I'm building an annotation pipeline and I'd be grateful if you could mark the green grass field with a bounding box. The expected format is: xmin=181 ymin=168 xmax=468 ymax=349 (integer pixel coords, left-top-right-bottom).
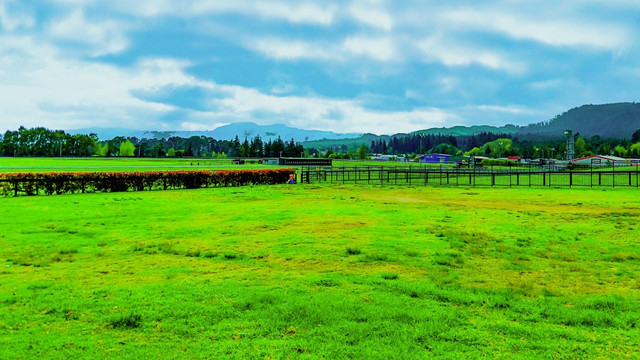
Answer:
xmin=1 ymin=184 xmax=639 ymax=359
xmin=0 ymin=157 xmax=276 ymax=173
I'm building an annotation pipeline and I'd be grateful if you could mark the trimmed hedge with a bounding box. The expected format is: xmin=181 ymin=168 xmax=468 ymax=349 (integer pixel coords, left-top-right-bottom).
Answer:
xmin=0 ymin=169 xmax=295 ymax=196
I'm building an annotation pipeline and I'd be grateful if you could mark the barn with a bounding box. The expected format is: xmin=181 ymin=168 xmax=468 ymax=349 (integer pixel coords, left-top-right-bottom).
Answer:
xmin=572 ymin=155 xmax=628 ymax=167
xmin=422 ymin=154 xmax=451 ymax=164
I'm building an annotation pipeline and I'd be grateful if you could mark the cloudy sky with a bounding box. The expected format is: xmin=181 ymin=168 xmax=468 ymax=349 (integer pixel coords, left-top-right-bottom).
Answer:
xmin=1 ymin=0 xmax=639 ymax=135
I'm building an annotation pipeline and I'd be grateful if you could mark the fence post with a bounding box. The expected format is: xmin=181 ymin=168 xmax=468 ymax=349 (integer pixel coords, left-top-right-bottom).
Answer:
xmin=569 ymin=169 xmax=572 ymax=187
xmin=473 ymin=166 xmax=476 ymax=187
xmin=598 ymin=172 xmax=601 ymax=186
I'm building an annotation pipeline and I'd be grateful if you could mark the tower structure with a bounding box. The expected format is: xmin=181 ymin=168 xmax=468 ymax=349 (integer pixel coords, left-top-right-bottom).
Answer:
xmin=564 ymin=130 xmax=575 ymax=161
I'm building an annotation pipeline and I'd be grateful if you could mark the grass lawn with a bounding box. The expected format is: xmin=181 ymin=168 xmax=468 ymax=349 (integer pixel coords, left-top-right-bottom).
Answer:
xmin=1 ymin=185 xmax=639 ymax=358
xmin=0 ymin=157 xmax=276 ymax=173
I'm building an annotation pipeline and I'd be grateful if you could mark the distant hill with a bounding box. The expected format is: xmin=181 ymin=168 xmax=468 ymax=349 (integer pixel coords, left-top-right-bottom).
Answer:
xmin=70 ymin=122 xmax=362 ymax=142
xmin=302 ymin=133 xmax=392 ymax=152
xmin=302 ymin=103 xmax=640 ymax=150
xmin=413 ymin=125 xmax=519 ymax=137
xmin=69 ymin=103 xmax=640 ymax=148
xmin=518 ymin=103 xmax=640 ymax=138
xmin=196 ymin=122 xmax=362 ymax=142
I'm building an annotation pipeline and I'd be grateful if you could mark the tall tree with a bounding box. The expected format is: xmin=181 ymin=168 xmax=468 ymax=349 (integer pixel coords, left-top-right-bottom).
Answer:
xmin=357 ymin=144 xmax=367 ymax=159
xmin=119 ymin=140 xmax=136 ymax=157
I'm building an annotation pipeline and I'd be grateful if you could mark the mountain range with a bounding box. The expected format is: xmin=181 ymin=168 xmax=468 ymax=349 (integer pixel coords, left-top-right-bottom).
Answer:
xmin=70 ymin=102 xmax=640 ymax=146
xmin=70 ymin=122 xmax=362 ymax=143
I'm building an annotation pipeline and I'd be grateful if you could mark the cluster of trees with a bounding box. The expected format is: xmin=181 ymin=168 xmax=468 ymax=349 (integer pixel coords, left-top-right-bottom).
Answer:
xmin=0 ymin=127 xmax=99 ymax=157
xmin=319 ymin=144 xmax=368 ymax=160
xmin=0 ymin=127 xmax=304 ymax=158
xmin=95 ymin=134 xmax=304 ymax=158
xmin=366 ymin=132 xmax=513 ymax=156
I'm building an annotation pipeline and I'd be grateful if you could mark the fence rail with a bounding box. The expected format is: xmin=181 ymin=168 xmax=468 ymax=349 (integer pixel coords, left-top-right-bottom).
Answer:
xmin=299 ymin=166 xmax=640 ymax=188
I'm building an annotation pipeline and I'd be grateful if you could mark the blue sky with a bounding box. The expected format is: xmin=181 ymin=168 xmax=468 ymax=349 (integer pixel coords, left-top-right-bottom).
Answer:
xmin=1 ymin=0 xmax=639 ymax=135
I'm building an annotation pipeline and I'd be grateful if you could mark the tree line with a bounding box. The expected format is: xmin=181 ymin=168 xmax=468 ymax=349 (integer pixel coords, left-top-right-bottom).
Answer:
xmin=0 ymin=127 xmax=304 ymax=158
xmin=347 ymin=130 xmax=640 ymax=159
xmin=3 ymin=126 xmax=639 ymax=160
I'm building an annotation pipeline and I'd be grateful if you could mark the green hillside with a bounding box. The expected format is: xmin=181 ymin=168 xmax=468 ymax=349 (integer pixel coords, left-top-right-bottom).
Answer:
xmin=302 ymin=133 xmax=391 ymax=152
xmin=302 ymin=103 xmax=640 ymax=151
xmin=519 ymin=102 xmax=640 ymax=138
xmin=412 ymin=125 xmax=519 ymax=137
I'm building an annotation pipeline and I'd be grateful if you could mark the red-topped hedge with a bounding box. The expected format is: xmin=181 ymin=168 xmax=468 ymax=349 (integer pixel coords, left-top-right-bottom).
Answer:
xmin=0 ymin=168 xmax=295 ymax=196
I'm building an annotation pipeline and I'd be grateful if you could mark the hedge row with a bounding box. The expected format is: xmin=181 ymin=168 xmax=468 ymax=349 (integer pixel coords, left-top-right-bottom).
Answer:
xmin=0 ymin=169 xmax=295 ymax=196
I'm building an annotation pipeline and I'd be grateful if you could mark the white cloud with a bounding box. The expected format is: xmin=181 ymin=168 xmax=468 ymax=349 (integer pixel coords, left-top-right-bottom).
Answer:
xmin=342 ymin=36 xmax=396 ymax=62
xmin=0 ymin=35 xmax=193 ymax=130
xmin=418 ymin=36 xmax=525 ymax=73
xmin=348 ymin=2 xmax=394 ymax=31
xmin=249 ymin=36 xmax=401 ymax=63
xmin=109 ymin=0 xmax=337 ymax=25
xmin=0 ymin=33 xmax=457 ymax=135
xmin=47 ymin=9 xmax=129 ymax=56
xmin=468 ymin=105 xmax=538 ymax=115
xmin=2 ymin=0 xmax=638 ymax=135
xmin=443 ymin=8 xmax=630 ymax=50
xmin=250 ymin=38 xmax=337 ymax=61
xmin=249 ymin=1 xmax=336 ymax=25
xmin=213 ymin=86 xmax=458 ymax=134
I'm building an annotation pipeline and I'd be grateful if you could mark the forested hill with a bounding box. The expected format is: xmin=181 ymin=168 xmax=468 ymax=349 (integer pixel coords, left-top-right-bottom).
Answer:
xmin=518 ymin=103 xmax=640 ymax=138
xmin=303 ymin=102 xmax=640 ymax=151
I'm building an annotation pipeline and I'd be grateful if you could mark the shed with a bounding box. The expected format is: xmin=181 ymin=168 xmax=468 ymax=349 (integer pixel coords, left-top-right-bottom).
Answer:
xmin=422 ymin=154 xmax=451 ymax=164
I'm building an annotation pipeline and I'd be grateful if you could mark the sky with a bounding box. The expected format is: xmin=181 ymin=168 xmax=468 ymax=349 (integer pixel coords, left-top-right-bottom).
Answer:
xmin=1 ymin=0 xmax=639 ymax=135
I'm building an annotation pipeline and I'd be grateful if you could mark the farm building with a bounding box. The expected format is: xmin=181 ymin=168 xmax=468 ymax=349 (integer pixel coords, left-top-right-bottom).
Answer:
xmin=372 ymin=155 xmax=397 ymax=161
xmin=572 ymin=155 xmax=637 ymax=167
xmin=422 ymin=154 xmax=451 ymax=163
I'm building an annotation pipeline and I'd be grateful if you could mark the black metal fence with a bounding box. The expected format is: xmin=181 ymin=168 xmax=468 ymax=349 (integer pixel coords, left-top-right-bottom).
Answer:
xmin=299 ymin=166 xmax=640 ymax=188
